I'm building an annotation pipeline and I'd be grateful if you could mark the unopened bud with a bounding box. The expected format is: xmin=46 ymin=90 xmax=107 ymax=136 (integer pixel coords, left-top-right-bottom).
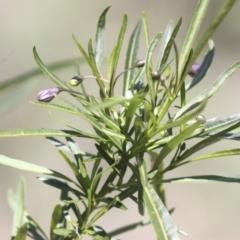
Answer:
xmin=69 ymin=76 xmax=84 ymax=86
xmin=151 ymin=71 xmax=160 ymax=80
xmin=196 ymin=114 xmax=206 ymax=123
xmin=37 ymin=87 xmax=60 ymax=102
xmin=134 ymin=59 xmax=145 ymax=68
xmin=188 ymin=63 xmax=201 ymax=77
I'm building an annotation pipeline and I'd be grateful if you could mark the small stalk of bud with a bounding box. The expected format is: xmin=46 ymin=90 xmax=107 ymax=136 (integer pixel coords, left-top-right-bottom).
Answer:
xmin=113 ymin=59 xmax=145 ymax=88
xmin=69 ymin=75 xmax=109 ymax=87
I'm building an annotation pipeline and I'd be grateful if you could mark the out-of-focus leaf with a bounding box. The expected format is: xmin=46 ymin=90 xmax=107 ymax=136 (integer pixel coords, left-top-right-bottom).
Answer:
xmin=33 ymin=47 xmax=69 ymax=88
xmin=27 ymin=215 xmax=48 ymax=240
xmin=123 ymin=21 xmax=142 ymax=96
xmin=174 ymin=62 xmax=240 ymax=120
xmin=87 ymin=226 xmax=110 ymax=240
xmin=95 ymin=5 xmax=111 ymax=68
xmin=0 ymin=57 xmax=84 ymax=91
xmin=201 ymin=113 xmax=240 ymax=135
xmin=50 ymin=204 xmax=63 ymax=240
xmin=108 ymin=219 xmax=150 ymax=237
xmin=162 ymin=174 xmax=240 ymax=183
xmin=189 ymin=148 xmax=240 ymax=162
xmin=0 ymin=128 xmax=83 ymax=138
xmin=99 ymin=197 xmax=128 ymax=210
xmin=38 ymin=177 xmax=84 ymax=197
xmin=53 ymin=228 xmax=73 ymax=237
xmin=8 ymin=177 xmax=26 ymax=237
xmin=191 ymin=0 xmax=237 ymax=67
xmin=0 ymin=81 xmax=38 ymax=118
xmin=1 ymin=155 xmax=53 ymax=174
xmin=142 ymin=12 xmax=150 ymax=48
xmin=13 ymin=223 xmax=27 ymax=240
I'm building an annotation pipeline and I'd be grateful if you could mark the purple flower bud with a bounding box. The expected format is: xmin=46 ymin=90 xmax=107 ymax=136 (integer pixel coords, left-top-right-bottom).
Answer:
xmin=188 ymin=63 xmax=201 ymax=77
xmin=37 ymin=87 xmax=60 ymax=102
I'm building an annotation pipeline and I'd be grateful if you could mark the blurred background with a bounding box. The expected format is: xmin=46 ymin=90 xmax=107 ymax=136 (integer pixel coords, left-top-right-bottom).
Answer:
xmin=0 ymin=0 xmax=240 ymax=239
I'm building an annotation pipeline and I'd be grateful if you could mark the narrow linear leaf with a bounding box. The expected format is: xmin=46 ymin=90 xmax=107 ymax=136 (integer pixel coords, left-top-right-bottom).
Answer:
xmin=162 ymin=174 xmax=240 ymax=184
xmin=95 ymin=5 xmax=111 ymax=68
xmin=190 ymin=148 xmax=240 ymax=162
xmin=0 ymin=128 xmax=83 ymax=138
xmin=174 ymin=62 xmax=240 ymax=120
xmin=14 ymin=223 xmax=27 ymax=240
xmin=178 ymin=0 xmax=210 ymax=77
xmin=0 ymin=154 xmax=53 ymax=174
xmin=33 ymin=47 xmax=69 ymax=88
xmin=123 ymin=21 xmax=142 ymax=96
xmin=142 ymin=12 xmax=150 ymax=48
xmin=145 ymin=32 xmax=162 ymax=104
xmin=138 ymin=160 xmax=179 ymax=240
xmin=154 ymin=120 xmax=203 ymax=168
xmin=156 ymin=20 xmax=174 ymax=71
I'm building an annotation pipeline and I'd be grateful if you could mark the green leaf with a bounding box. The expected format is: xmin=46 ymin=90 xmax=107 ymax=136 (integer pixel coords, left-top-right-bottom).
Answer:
xmin=0 ymin=57 xmax=84 ymax=91
xmin=108 ymin=219 xmax=150 ymax=237
xmin=162 ymin=174 xmax=240 ymax=184
xmin=138 ymin=160 xmax=179 ymax=240
xmin=72 ymin=35 xmax=107 ymax=98
xmin=145 ymin=32 xmax=162 ymax=104
xmin=153 ymin=120 xmax=203 ymax=168
xmin=33 ymin=47 xmax=69 ymax=88
xmin=185 ymin=39 xmax=214 ymax=91
xmin=142 ymin=12 xmax=150 ymax=48
xmin=38 ymin=177 xmax=84 ymax=197
xmin=191 ymin=0 xmax=237 ymax=67
xmin=202 ymin=113 xmax=240 ymax=136
xmin=159 ymin=18 xmax=182 ymax=68
xmin=123 ymin=21 xmax=142 ymax=96
xmin=95 ymin=6 xmax=111 ymax=68
xmin=50 ymin=204 xmax=63 ymax=240
xmin=174 ymin=62 xmax=240 ymax=120
xmin=178 ymin=0 xmax=210 ymax=77
xmin=109 ymin=13 xmax=128 ymax=96
xmin=88 ymin=96 xmax=129 ymax=110
xmin=177 ymin=120 xmax=240 ymax=163
xmin=87 ymin=226 xmax=110 ymax=240
xmin=14 ymin=223 xmax=27 ymax=240
xmin=27 ymin=215 xmax=48 ymax=240
xmin=0 ymin=128 xmax=83 ymax=138
xmin=190 ymin=148 xmax=240 ymax=162
xmin=1 ymin=155 xmax=53 ymax=174
xmin=155 ymin=20 xmax=174 ymax=71
xmin=53 ymin=228 xmax=73 ymax=237
xmin=8 ymin=177 xmax=26 ymax=237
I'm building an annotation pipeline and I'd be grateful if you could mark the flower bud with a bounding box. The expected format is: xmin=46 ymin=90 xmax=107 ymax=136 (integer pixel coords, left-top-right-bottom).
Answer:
xmin=151 ymin=71 xmax=160 ymax=80
xmin=134 ymin=59 xmax=145 ymax=68
xmin=69 ymin=76 xmax=84 ymax=86
xmin=188 ymin=63 xmax=201 ymax=77
xmin=196 ymin=114 xmax=206 ymax=124
xmin=37 ymin=87 xmax=60 ymax=102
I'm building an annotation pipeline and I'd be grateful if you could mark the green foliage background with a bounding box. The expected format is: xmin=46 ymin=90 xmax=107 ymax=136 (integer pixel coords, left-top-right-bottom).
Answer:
xmin=1 ymin=1 xmax=240 ymax=239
